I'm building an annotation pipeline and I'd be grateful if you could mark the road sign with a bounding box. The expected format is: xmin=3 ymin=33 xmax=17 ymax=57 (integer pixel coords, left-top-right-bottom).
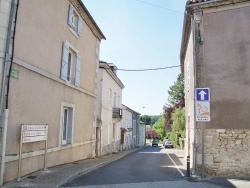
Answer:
xmin=19 ymin=124 xmax=49 ymax=180
xmin=23 ymin=125 xmax=48 ymax=131
xmin=23 ymin=130 xmax=47 ymax=137
xmin=22 ymin=125 xmax=48 ymax=143
xmin=196 ymin=88 xmax=210 ymax=101
xmin=23 ymin=136 xmax=47 ymax=143
xmin=196 ymin=101 xmax=210 ymax=122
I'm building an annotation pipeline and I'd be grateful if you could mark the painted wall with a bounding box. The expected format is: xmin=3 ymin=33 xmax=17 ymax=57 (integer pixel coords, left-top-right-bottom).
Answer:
xmin=184 ymin=28 xmax=195 ymax=172
xmin=203 ymin=5 xmax=250 ymax=129
xmin=121 ymin=105 xmax=133 ymax=150
xmin=97 ymin=67 xmax=123 ymax=155
xmin=3 ymin=0 xmax=101 ymax=182
xmin=138 ymin=123 xmax=145 ymax=147
xmin=184 ymin=2 xmax=250 ymax=177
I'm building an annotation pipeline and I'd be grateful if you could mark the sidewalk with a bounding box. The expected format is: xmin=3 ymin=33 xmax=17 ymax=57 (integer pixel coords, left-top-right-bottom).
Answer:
xmin=3 ymin=147 xmax=145 ymax=188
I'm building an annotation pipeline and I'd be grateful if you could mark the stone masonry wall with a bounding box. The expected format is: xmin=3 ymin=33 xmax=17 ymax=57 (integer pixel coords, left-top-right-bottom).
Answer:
xmin=196 ymin=128 xmax=250 ymax=177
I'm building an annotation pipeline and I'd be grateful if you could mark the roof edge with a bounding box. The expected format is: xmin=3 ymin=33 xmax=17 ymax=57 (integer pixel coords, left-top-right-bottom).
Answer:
xmin=77 ymin=0 xmax=106 ymax=40
xmin=99 ymin=61 xmax=125 ymax=89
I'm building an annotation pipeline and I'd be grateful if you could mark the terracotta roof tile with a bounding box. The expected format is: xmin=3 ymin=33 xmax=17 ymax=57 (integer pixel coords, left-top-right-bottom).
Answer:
xmin=186 ymin=0 xmax=211 ymax=5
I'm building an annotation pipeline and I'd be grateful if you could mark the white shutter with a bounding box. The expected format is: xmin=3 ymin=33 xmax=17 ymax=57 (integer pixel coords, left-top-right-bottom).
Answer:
xmin=75 ymin=54 xmax=81 ymax=87
xmin=77 ymin=16 xmax=83 ymax=35
xmin=61 ymin=42 xmax=69 ymax=81
xmin=68 ymin=4 xmax=74 ymax=27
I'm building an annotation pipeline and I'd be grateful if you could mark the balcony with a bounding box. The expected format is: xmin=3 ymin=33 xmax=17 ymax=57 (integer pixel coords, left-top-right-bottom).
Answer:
xmin=112 ymin=108 xmax=122 ymax=122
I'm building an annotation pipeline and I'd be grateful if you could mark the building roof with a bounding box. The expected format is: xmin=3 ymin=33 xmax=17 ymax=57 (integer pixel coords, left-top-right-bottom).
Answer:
xmin=187 ymin=0 xmax=212 ymax=5
xmin=122 ymin=104 xmax=140 ymax=115
xmin=77 ymin=0 xmax=106 ymax=40
xmin=99 ymin=61 xmax=125 ymax=89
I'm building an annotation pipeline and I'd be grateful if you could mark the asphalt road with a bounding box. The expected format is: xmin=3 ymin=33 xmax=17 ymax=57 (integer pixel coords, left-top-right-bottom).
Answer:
xmin=62 ymin=145 xmax=186 ymax=187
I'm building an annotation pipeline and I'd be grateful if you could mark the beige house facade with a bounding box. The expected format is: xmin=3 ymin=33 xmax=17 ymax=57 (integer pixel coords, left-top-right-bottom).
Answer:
xmin=181 ymin=0 xmax=250 ymax=177
xmin=97 ymin=62 xmax=124 ymax=156
xmin=0 ymin=0 xmax=105 ymax=183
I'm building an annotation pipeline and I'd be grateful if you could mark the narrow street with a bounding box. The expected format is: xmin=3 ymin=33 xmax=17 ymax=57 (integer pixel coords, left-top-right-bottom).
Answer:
xmin=62 ymin=145 xmax=186 ymax=187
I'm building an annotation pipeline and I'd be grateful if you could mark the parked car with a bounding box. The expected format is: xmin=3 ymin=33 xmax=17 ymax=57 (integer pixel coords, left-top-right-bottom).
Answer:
xmin=162 ymin=139 xmax=168 ymax=146
xmin=164 ymin=141 xmax=174 ymax=148
xmin=152 ymin=139 xmax=158 ymax=147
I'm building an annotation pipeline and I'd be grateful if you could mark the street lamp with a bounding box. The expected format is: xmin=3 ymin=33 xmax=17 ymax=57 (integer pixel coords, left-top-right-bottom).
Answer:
xmin=194 ymin=8 xmax=203 ymax=45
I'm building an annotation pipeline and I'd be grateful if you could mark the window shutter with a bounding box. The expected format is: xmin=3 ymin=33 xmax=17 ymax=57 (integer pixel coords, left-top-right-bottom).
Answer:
xmin=68 ymin=4 xmax=74 ymax=27
xmin=75 ymin=53 xmax=81 ymax=87
xmin=77 ymin=16 xmax=83 ymax=35
xmin=61 ymin=42 xmax=69 ymax=81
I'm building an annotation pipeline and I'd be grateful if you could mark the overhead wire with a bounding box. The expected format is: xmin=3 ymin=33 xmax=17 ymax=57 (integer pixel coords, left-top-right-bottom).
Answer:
xmin=103 ymin=65 xmax=181 ymax=72
xmin=116 ymin=65 xmax=180 ymax=71
xmin=100 ymin=1 xmax=183 ymax=72
xmin=134 ymin=0 xmax=184 ymax=14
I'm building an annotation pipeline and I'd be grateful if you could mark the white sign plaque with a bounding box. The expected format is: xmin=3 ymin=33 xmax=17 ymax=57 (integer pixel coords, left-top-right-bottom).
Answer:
xmin=196 ymin=101 xmax=210 ymax=122
xmin=22 ymin=125 xmax=48 ymax=143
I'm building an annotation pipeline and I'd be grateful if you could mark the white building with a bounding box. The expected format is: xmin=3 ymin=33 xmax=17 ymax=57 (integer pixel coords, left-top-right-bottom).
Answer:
xmin=139 ymin=122 xmax=146 ymax=147
xmin=121 ymin=105 xmax=134 ymax=150
xmin=97 ymin=62 xmax=124 ymax=156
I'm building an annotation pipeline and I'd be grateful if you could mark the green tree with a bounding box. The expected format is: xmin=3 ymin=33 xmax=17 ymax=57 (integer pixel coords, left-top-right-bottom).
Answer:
xmin=150 ymin=115 xmax=161 ymax=125
xmin=167 ymin=73 xmax=184 ymax=106
xmin=162 ymin=73 xmax=185 ymax=147
xmin=171 ymin=108 xmax=185 ymax=146
xmin=152 ymin=116 xmax=166 ymax=139
xmin=140 ymin=115 xmax=161 ymax=125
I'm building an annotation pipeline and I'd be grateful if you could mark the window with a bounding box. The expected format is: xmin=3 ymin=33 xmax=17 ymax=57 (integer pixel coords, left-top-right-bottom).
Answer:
xmin=62 ymin=107 xmax=73 ymax=145
xmin=109 ymin=89 xmax=112 ymax=108
xmin=114 ymin=92 xmax=116 ymax=107
xmin=118 ymin=95 xmax=120 ymax=107
xmin=61 ymin=41 xmax=81 ymax=86
xmin=68 ymin=4 xmax=83 ymax=35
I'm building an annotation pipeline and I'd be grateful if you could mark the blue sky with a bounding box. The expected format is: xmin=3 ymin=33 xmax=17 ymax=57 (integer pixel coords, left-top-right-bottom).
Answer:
xmin=82 ymin=0 xmax=187 ymax=115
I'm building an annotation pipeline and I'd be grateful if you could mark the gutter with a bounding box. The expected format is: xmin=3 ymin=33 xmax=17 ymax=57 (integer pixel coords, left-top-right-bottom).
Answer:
xmin=78 ymin=0 xmax=106 ymax=40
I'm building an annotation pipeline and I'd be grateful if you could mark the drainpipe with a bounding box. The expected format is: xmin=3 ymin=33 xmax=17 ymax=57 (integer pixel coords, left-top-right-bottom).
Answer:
xmin=0 ymin=0 xmax=16 ymax=185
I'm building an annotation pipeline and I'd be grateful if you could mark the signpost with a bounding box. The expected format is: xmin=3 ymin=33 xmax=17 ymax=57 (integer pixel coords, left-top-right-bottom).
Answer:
xmin=18 ymin=125 xmax=48 ymax=181
xmin=195 ymin=88 xmax=210 ymax=122
xmin=195 ymin=88 xmax=210 ymax=178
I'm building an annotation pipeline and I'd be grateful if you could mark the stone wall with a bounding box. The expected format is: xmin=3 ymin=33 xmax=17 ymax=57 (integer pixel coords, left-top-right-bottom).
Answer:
xmin=196 ymin=128 xmax=250 ymax=177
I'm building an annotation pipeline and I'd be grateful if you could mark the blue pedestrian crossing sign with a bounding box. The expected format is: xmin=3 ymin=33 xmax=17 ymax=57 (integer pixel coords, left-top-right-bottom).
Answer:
xmin=196 ymin=88 xmax=210 ymax=101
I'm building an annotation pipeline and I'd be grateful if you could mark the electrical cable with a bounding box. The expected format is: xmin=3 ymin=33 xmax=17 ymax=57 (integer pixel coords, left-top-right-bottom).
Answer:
xmin=104 ymin=65 xmax=180 ymax=72
xmin=134 ymin=0 xmax=183 ymax=14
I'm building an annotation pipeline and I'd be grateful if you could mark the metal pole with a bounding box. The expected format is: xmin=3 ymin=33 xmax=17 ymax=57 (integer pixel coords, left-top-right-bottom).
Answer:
xmin=201 ymin=122 xmax=205 ymax=178
xmin=0 ymin=109 xmax=9 ymax=186
xmin=17 ymin=125 xmax=23 ymax=182
xmin=187 ymin=156 xmax=190 ymax=177
xmin=44 ymin=125 xmax=48 ymax=171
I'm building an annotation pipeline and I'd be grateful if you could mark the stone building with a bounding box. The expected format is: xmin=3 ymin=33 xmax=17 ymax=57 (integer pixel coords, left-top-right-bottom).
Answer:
xmin=0 ymin=0 xmax=105 ymax=183
xmin=181 ymin=0 xmax=250 ymax=177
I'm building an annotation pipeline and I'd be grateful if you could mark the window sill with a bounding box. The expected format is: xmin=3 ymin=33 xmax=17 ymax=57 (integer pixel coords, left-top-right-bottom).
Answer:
xmin=61 ymin=143 xmax=72 ymax=149
xmin=69 ymin=27 xmax=79 ymax=38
